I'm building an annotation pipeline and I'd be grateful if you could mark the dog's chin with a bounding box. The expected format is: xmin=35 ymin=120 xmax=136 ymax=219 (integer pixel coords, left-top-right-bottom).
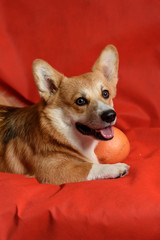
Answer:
xmin=75 ymin=123 xmax=114 ymax=141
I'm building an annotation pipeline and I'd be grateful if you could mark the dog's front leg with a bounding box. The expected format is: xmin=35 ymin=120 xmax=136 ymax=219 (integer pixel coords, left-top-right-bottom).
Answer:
xmin=35 ymin=157 xmax=129 ymax=185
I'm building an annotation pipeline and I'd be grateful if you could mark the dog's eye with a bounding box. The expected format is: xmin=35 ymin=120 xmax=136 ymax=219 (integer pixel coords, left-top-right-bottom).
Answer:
xmin=75 ymin=97 xmax=88 ymax=106
xmin=102 ymin=90 xmax=110 ymax=99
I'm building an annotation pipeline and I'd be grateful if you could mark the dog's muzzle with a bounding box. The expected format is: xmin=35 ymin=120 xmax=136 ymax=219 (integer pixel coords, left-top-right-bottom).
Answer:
xmin=76 ymin=109 xmax=116 ymax=141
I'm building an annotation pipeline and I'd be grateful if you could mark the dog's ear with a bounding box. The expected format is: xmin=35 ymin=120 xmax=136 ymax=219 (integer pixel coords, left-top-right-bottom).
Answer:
xmin=92 ymin=45 xmax=119 ymax=86
xmin=32 ymin=59 xmax=63 ymax=100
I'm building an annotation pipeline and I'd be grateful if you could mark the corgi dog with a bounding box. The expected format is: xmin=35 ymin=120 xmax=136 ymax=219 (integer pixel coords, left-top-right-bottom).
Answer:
xmin=0 ymin=45 xmax=129 ymax=185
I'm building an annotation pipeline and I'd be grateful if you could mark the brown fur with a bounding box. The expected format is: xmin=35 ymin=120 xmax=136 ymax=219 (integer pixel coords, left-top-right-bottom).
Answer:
xmin=0 ymin=45 xmax=120 ymax=185
xmin=0 ymin=101 xmax=91 ymax=184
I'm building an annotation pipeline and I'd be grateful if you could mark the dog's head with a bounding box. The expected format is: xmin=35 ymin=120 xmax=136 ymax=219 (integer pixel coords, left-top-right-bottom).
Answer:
xmin=33 ymin=45 xmax=119 ymax=141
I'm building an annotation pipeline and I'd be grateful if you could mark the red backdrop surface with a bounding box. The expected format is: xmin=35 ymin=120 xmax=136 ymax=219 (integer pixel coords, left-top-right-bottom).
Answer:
xmin=0 ymin=0 xmax=160 ymax=239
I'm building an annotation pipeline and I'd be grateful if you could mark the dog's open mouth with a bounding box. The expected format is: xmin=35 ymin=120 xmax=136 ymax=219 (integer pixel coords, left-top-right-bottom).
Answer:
xmin=76 ymin=123 xmax=114 ymax=141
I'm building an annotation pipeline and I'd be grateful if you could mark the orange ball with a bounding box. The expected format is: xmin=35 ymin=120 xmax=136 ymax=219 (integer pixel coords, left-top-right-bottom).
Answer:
xmin=95 ymin=127 xmax=130 ymax=164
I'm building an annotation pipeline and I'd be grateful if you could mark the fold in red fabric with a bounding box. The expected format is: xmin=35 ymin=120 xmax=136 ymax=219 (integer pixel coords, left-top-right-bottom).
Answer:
xmin=0 ymin=0 xmax=160 ymax=239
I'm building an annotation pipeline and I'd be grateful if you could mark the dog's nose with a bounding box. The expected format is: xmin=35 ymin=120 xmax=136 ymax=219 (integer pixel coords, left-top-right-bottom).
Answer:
xmin=101 ymin=110 xmax=116 ymax=123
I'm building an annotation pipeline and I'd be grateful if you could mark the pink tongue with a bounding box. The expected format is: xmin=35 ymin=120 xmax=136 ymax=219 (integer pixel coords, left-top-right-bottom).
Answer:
xmin=99 ymin=126 xmax=114 ymax=139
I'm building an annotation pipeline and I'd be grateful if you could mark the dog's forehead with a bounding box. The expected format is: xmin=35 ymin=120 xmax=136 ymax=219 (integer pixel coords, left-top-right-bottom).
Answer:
xmin=65 ymin=71 xmax=109 ymax=92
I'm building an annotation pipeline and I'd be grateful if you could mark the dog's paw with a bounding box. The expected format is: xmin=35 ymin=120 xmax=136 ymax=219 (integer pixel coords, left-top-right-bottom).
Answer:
xmin=109 ymin=163 xmax=130 ymax=179
xmin=87 ymin=163 xmax=130 ymax=181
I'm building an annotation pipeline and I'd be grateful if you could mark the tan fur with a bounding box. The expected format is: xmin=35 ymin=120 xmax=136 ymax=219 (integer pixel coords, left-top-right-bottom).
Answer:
xmin=0 ymin=92 xmax=24 ymax=107
xmin=0 ymin=45 xmax=129 ymax=185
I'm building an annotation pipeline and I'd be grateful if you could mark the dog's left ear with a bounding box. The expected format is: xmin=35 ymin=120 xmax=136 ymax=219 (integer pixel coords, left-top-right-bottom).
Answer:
xmin=92 ymin=45 xmax=119 ymax=86
xmin=32 ymin=59 xmax=63 ymax=100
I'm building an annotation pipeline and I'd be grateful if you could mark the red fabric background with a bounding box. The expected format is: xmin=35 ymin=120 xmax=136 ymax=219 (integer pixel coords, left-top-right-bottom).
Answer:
xmin=0 ymin=0 xmax=160 ymax=239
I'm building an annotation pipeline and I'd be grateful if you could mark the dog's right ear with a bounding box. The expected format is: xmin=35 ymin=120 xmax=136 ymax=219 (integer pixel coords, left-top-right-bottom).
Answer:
xmin=32 ymin=59 xmax=63 ymax=100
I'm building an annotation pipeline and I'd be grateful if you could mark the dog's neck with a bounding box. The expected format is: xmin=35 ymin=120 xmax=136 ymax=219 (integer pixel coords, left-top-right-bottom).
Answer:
xmin=46 ymin=107 xmax=99 ymax=163
xmin=66 ymin=128 xmax=99 ymax=164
